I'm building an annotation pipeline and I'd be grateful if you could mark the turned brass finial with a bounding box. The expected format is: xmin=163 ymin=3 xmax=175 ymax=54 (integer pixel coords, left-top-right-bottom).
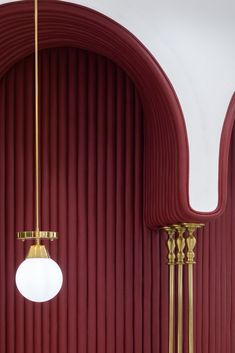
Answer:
xmin=173 ymin=225 xmax=186 ymax=265
xmin=162 ymin=226 xmax=176 ymax=265
xmin=182 ymin=223 xmax=204 ymax=264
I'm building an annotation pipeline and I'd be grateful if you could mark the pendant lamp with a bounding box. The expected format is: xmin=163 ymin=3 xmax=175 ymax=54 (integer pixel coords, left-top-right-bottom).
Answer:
xmin=15 ymin=0 xmax=63 ymax=302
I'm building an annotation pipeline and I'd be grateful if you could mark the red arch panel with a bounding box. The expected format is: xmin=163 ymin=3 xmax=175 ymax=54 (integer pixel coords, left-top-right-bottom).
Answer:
xmin=0 ymin=0 xmax=234 ymax=225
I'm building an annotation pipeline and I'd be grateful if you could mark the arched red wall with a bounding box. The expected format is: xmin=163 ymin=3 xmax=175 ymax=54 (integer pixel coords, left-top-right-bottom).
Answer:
xmin=0 ymin=45 xmax=235 ymax=353
xmin=1 ymin=3 xmax=235 ymax=352
xmin=0 ymin=45 xmax=170 ymax=353
xmin=2 ymin=0 xmax=233 ymax=227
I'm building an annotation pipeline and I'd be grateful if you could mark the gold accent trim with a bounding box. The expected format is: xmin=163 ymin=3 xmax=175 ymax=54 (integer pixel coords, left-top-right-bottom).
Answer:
xmin=173 ymin=225 xmax=186 ymax=353
xmin=183 ymin=223 xmax=204 ymax=353
xmin=162 ymin=226 xmax=176 ymax=353
xmin=17 ymin=231 xmax=58 ymax=241
xmin=26 ymin=244 xmax=50 ymax=258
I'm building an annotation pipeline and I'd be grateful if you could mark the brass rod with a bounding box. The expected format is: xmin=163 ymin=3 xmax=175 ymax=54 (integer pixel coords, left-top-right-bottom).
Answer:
xmin=188 ymin=263 xmax=194 ymax=353
xmin=174 ymin=225 xmax=186 ymax=353
xmin=35 ymin=237 xmax=40 ymax=246
xmin=177 ymin=264 xmax=183 ymax=353
xmin=185 ymin=225 xmax=197 ymax=353
xmin=169 ymin=264 xmax=175 ymax=353
xmin=34 ymin=0 xmax=39 ymax=232
xmin=162 ymin=227 xmax=176 ymax=353
xmin=183 ymin=223 xmax=204 ymax=353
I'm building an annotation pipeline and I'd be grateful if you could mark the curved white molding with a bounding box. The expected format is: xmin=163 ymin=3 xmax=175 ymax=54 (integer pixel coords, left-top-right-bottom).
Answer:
xmin=1 ymin=0 xmax=235 ymax=212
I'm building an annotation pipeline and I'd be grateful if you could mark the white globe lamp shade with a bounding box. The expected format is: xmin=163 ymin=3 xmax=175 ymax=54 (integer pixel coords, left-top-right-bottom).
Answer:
xmin=16 ymin=257 xmax=63 ymax=302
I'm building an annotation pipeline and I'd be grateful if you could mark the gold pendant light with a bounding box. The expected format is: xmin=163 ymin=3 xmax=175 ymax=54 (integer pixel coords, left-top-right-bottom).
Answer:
xmin=15 ymin=0 xmax=63 ymax=303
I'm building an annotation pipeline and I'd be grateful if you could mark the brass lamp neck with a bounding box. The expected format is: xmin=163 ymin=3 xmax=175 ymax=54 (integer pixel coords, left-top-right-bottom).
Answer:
xmin=26 ymin=244 xmax=50 ymax=259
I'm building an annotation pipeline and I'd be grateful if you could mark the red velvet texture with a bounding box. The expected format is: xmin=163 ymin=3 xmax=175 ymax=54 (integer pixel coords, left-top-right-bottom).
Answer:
xmin=1 ymin=47 xmax=235 ymax=353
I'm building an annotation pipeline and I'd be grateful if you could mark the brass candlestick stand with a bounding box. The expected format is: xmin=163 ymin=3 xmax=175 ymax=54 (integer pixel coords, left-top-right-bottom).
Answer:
xmin=162 ymin=223 xmax=204 ymax=353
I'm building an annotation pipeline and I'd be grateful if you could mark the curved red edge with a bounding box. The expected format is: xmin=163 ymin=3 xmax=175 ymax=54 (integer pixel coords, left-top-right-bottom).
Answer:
xmin=0 ymin=0 xmax=233 ymax=227
xmin=174 ymin=93 xmax=235 ymax=224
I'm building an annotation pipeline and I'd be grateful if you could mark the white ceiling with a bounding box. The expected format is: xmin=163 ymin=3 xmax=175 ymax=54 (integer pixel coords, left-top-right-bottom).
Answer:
xmin=1 ymin=0 xmax=235 ymax=212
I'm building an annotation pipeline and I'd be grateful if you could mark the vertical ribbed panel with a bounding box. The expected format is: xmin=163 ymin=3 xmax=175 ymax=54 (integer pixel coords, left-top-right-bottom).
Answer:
xmin=0 ymin=47 xmax=235 ymax=353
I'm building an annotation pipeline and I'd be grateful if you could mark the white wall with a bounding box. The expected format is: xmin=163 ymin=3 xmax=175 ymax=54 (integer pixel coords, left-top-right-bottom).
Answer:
xmin=1 ymin=0 xmax=235 ymax=212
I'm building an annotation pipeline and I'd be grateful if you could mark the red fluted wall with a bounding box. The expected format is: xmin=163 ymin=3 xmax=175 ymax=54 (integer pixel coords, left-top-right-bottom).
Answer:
xmin=0 ymin=47 xmax=235 ymax=353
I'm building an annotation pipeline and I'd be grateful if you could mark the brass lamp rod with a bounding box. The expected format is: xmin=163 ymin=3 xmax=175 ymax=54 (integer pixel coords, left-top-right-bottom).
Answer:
xmin=162 ymin=226 xmax=176 ymax=353
xmin=16 ymin=0 xmax=58 ymax=244
xmin=35 ymin=0 xmax=39 ymax=233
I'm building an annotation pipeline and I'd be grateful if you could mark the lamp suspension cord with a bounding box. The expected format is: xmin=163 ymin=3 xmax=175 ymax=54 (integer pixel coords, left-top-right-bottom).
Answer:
xmin=35 ymin=0 xmax=39 ymax=234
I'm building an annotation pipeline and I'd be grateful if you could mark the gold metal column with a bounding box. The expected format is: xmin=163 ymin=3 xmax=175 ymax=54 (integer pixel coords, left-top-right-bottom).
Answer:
xmin=163 ymin=226 xmax=176 ymax=353
xmin=183 ymin=223 xmax=204 ymax=353
xmin=173 ymin=225 xmax=186 ymax=353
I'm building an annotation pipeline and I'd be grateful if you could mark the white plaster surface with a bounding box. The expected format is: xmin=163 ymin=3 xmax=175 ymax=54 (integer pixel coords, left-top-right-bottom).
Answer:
xmin=1 ymin=0 xmax=235 ymax=212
